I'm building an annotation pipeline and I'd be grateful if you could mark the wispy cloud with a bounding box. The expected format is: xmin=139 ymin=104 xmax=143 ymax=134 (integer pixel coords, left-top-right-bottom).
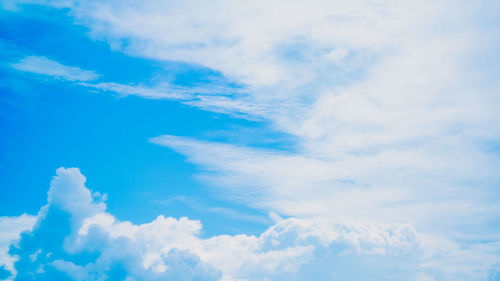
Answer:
xmin=10 ymin=55 xmax=271 ymax=118
xmin=11 ymin=56 xmax=99 ymax=81
xmin=80 ymin=81 xmax=274 ymax=119
xmin=79 ymin=81 xmax=238 ymax=100
xmin=151 ymin=195 xmax=272 ymax=225
xmin=150 ymin=135 xmax=500 ymax=233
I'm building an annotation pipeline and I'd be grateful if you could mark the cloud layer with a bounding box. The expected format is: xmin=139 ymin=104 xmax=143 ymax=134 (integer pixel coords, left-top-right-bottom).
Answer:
xmin=2 ymin=1 xmax=500 ymax=280
xmin=33 ymin=0 xmax=498 ymax=253
xmin=3 ymin=168 xmax=497 ymax=281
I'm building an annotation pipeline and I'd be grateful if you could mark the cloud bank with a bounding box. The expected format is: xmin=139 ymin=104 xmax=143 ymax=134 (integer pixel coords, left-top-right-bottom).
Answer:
xmin=3 ymin=168 xmax=497 ymax=281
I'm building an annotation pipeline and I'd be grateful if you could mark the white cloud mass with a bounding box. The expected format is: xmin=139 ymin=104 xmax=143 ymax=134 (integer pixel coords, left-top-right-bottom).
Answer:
xmin=3 ymin=168 xmax=498 ymax=281
xmin=2 ymin=0 xmax=500 ymax=280
xmin=0 ymin=214 xmax=36 ymax=277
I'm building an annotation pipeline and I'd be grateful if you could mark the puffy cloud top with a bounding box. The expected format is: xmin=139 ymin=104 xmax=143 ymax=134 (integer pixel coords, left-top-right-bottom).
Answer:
xmin=1 ymin=168 xmax=497 ymax=280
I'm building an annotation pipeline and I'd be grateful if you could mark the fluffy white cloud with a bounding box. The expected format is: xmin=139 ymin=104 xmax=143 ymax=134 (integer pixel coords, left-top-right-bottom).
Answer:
xmin=0 ymin=214 xmax=36 ymax=278
xmin=11 ymin=56 xmax=100 ymax=81
xmin=8 ymin=168 xmax=220 ymax=281
xmin=4 ymin=168 xmax=494 ymax=280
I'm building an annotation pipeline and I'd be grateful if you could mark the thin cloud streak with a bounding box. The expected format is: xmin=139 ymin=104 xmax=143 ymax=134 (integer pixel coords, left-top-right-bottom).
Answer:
xmin=11 ymin=56 xmax=100 ymax=81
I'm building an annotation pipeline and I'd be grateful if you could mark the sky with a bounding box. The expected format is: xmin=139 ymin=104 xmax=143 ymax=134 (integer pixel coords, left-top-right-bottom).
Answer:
xmin=0 ymin=0 xmax=499 ymax=280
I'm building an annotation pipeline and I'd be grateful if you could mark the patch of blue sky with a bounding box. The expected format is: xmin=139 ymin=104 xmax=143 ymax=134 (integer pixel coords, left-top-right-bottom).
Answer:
xmin=0 ymin=5 xmax=295 ymax=236
xmin=0 ymin=265 xmax=10 ymax=280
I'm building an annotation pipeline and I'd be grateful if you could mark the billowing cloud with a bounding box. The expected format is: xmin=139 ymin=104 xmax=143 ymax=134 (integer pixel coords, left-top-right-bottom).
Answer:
xmin=0 ymin=214 xmax=36 ymax=278
xmin=11 ymin=56 xmax=100 ymax=81
xmin=8 ymin=168 xmax=220 ymax=281
xmin=1 ymin=168 xmax=497 ymax=280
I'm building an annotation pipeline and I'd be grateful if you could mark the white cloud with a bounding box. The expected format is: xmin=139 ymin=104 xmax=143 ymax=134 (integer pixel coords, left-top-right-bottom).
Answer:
xmin=51 ymin=260 xmax=91 ymax=281
xmin=0 ymin=214 xmax=36 ymax=278
xmin=149 ymin=134 xmax=500 ymax=278
xmin=58 ymin=1 xmax=498 ymax=276
xmin=7 ymin=168 xmax=220 ymax=280
xmin=79 ymin=82 xmax=235 ymax=101
xmin=5 ymin=0 xmax=500 ymax=279
xmin=11 ymin=56 xmax=99 ymax=81
xmin=150 ymin=135 xmax=499 ymax=230
xmin=53 ymin=0 xmax=436 ymax=88
xmin=5 ymin=168 xmax=494 ymax=280
xmin=78 ymin=82 xmax=268 ymax=119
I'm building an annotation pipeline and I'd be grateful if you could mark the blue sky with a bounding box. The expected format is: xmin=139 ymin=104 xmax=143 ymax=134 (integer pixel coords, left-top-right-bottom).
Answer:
xmin=0 ymin=1 xmax=499 ymax=281
xmin=0 ymin=4 xmax=286 ymax=236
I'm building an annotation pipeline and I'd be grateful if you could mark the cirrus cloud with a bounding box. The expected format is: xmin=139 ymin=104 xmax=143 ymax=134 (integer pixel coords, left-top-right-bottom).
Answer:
xmin=11 ymin=56 xmax=100 ymax=82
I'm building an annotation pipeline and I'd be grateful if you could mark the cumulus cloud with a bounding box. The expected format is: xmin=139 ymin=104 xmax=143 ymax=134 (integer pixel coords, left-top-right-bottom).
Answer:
xmin=3 ymin=168 xmax=493 ymax=280
xmin=7 ymin=168 xmax=220 ymax=281
xmin=11 ymin=56 xmax=100 ymax=81
xmin=0 ymin=214 xmax=36 ymax=278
